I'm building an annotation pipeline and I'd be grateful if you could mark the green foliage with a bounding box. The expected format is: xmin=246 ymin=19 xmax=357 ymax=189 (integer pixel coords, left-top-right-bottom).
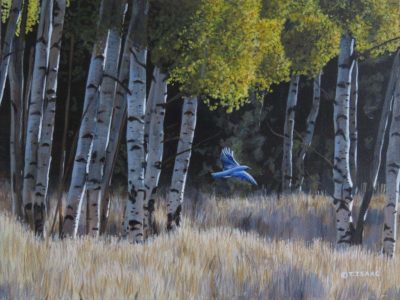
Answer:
xmin=282 ymin=13 xmax=340 ymax=77
xmin=255 ymin=18 xmax=291 ymax=91
xmin=319 ymin=0 xmax=400 ymax=55
xmin=150 ymin=0 xmax=266 ymax=112
xmin=1 ymin=0 xmax=12 ymax=23
xmin=63 ymin=0 xmax=100 ymax=50
xmin=265 ymin=0 xmax=340 ymax=77
xmin=26 ymin=0 xmax=40 ymax=33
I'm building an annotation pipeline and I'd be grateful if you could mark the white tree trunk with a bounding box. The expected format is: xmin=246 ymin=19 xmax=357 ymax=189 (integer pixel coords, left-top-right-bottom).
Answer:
xmin=332 ymin=34 xmax=355 ymax=246
xmin=22 ymin=0 xmax=53 ymax=227
xmin=86 ymin=1 xmax=125 ymax=237
xmin=143 ymin=67 xmax=167 ymax=236
xmin=383 ymin=64 xmax=400 ymax=257
xmin=167 ymin=96 xmax=198 ymax=230
xmin=62 ymin=0 xmax=112 ymax=238
xmin=349 ymin=60 xmax=358 ymax=190
xmin=98 ymin=1 xmax=136 ymax=233
xmin=354 ymin=51 xmax=400 ymax=244
xmin=123 ymin=0 xmax=148 ymax=243
xmin=34 ymin=0 xmax=66 ymax=236
xmin=294 ymin=73 xmax=321 ymax=191
xmin=0 ymin=0 xmax=22 ymax=107
xmin=124 ymin=47 xmax=147 ymax=242
xmin=282 ymin=75 xmax=300 ymax=193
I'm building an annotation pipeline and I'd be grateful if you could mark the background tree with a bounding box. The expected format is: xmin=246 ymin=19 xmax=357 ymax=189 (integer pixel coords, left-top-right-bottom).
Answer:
xmin=62 ymin=0 xmax=113 ymax=237
xmin=150 ymin=0 xmax=273 ymax=230
xmin=86 ymin=0 xmax=126 ymax=238
xmin=274 ymin=0 xmax=340 ymax=192
xmin=0 ymin=0 xmax=23 ymax=108
xmin=320 ymin=0 xmax=400 ymax=246
xmin=353 ymin=51 xmax=400 ymax=244
xmin=34 ymin=0 xmax=66 ymax=236
xmin=22 ymin=0 xmax=53 ymax=227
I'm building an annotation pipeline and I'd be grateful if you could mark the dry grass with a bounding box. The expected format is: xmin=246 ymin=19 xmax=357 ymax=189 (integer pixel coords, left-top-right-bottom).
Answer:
xmin=0 ymin=187 xmax=399 ymax=299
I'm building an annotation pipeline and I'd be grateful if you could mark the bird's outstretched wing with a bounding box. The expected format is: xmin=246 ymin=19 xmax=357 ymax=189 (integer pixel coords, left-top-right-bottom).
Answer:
xmin=211 ymin=166 xmax=248 ymax=178
xmin=233 ymin=170 xmax=258 ymax=185
xmin=220 ymin=147 xmax=240 ymax=170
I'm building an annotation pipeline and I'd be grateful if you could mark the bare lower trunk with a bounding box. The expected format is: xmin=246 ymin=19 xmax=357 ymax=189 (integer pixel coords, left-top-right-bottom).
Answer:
xmin=62 ymin=0 xmax=112 ymax=238
xmin=167 ymin=96 xmax=198 ymax=230
xmin=349 ymin=60 xmax=358 ymax=191
xmin=0 ymin=0 xmax=22 ymax=107
xmin=34 ymin=0 xmax=66 ymax=236
xmin=332 ymin=34 xmax=355 ymax=246
xmin=294 ymin=73 xmax=321 ymax=192
xmin=353 ymin=50 xmax=400 ymax=245
xmin=282 ymin=75 xmax=300 ymax=193
xmin=143 ymin=67 xmax=167 ymax=236
xmin=23 ymin=0 xmax=53 ymax=227
xmin=54 ymin=35 xmax=74 ymax=236
xmin=383 ymin=62 xmax=400 ymax=257
xmin=86 ymin=1 xmax=125 ymax=237
xmin=9 ymin=36 xmax=25 ymax=219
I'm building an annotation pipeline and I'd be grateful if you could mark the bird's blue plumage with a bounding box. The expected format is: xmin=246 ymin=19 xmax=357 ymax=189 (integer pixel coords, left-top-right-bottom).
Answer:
xmin=220 ymin=147 xmax=240 ymax=170
xmin=212 ymin=147 xmax=257 ymax=185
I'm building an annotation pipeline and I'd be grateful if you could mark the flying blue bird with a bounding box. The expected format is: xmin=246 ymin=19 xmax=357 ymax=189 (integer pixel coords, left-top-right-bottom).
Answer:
xmin=211 ymin=148 xmax=257 ymax=185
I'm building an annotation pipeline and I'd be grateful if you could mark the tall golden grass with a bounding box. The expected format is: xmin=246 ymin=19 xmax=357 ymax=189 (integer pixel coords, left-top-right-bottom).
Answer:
xmin=0 ymin=187 xmax=399 ymax=299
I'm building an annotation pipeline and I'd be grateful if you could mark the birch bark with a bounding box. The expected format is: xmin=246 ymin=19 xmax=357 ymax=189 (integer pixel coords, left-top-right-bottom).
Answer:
xmin=143 ymin=67 xmax=167 ymax=235
xmin=99 ymin=1 xmax=137 ymax=234
xmin=123 ymin=0 xmax=148 ymax=243
xmin=294 ymin=73 xmax=321 ymax=192
xmin=349 ymin=60 xmax=358 ymax=190
xmin=86 ymin=0 xmax=125 ymax=237
xmin=332 ymin=34 xmax=355 ymax=246
xmin=22 ymin=0 xmax=53 ymax=227
xmin=62 ymin=0 xmax=112 ymax=237
xmin=282 ymin=75 xmax=300 ymax=193
xmin=166 ymin=96 xmax=198 ymax=230
xmin=34 ymin=0 xmax=66 ymax=236
xmin=353 ymin=51 xmax=400 ymax=244
xmin=383 ymin=62 xmax=400 ymax=257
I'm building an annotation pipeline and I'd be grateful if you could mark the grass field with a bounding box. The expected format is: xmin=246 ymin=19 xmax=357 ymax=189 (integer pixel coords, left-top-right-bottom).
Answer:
xmin=0 ymin=187 xmax=399 ymax=299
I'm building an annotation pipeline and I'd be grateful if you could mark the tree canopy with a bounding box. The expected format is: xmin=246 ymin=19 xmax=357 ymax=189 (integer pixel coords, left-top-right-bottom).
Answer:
xmin=319 ymin=0 xmax=400 ymax=55
xmin=150 ymin=0 xmax=271 ymax=112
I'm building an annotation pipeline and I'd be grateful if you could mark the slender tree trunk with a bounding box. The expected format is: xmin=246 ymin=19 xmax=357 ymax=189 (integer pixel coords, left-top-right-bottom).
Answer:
xmin=22 ymin=0 xmax=53 ymax=227
xmin=353 ymin=50 xmax=400 ymax=245
xmin=9 ymin=37 xmax=25 ymax=219
xmin=9 ymin=0 xmax=28 ymax=219
xmin=54 ymin=35 xmax=74 ymax=236
xmin=86 ymin=0 xmax=125 ymax=237
xmin=123 ymin=0 xmax=149 ymax=243
xmin=0 ymin=0 xmax=22 ymax=107
xmin=62 ymin=0 xmax=113 ymax=238
xmin=98 ymin=2 xmax=136 ymax=234
xmin=383 ymin=68 xmax=400 ymax=257
xmin=349 ymin=60 xmax=358 ymax=191
xmin=23 ymin=48 xmax=35 ymax=146
xmin=166 ymin=96 xmax=198 ymax=230
xmin=332 ymin=34 xmax=355 ymax=246
xmin=33 ymin=0 xmax=66 ymax=236
xmin=143 ymin=67 xmax=167 ymax=236
xmin=294 ymin=73 xmax=321 ymax=192
xmin=282 ymin=75 xmax=300 ymax=193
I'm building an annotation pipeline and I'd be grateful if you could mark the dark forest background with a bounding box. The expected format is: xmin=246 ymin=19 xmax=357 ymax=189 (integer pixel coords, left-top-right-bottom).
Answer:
xmin=0 ymin=1 xmax=393 ymax=196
